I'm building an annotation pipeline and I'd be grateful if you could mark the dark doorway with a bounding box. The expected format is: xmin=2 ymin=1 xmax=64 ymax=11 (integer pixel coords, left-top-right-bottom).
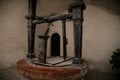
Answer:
xmin=51 ymin=33 xmax=60 ymax=56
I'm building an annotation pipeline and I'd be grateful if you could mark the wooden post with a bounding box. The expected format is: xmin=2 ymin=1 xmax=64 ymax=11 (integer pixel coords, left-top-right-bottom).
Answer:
xmin=62 ymin=20 xmax=67 ymax=60
xmin=69 ymin=0 xmax=85 ymax=64
xmin=27 ymin=0 xmax=37 ymax=59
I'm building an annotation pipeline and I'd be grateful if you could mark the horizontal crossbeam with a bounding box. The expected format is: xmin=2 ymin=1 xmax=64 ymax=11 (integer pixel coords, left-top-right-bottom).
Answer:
xmin=26 ymin=13 xmax=73 ymax=24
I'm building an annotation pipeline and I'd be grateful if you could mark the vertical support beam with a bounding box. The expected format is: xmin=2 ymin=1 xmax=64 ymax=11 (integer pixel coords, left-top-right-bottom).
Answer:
xmin=69 ymin=0 xmax=85 ymax=64
xmin=62 ymin=20 xmax=67 ymax=60
xmin=27 ymin=0 xmax=37 ymax=59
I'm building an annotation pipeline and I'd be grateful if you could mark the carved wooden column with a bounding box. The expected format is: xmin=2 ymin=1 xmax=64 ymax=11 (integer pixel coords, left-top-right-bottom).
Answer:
xmin=27 ymin=0 xmax=37 ymax=59
xmin=70 ymin=0 xmax=85 ymax=64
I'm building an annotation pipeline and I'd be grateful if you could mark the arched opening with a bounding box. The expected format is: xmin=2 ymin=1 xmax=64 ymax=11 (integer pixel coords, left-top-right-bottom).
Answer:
xmin=51 ymin=33 xmax=60 ymax=56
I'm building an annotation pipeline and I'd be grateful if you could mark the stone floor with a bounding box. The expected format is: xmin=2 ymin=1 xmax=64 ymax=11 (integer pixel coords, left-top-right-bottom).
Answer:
xmin=0 ymin=66 xmax=120 ymax=80
xmin=0 ymin=66 xmax=22 ymax=80
xmin=85 ymin=70 xmax=120 ymax=80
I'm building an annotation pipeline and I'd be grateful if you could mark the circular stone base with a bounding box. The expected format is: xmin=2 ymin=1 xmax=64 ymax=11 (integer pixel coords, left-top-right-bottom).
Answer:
xmin=17 ymin=59 xmax=88 ymax=80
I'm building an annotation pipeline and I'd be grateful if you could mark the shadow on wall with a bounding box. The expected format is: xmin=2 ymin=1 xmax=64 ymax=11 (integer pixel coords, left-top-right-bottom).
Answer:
xmin=84 ymin=0 xmax=120 ymax=15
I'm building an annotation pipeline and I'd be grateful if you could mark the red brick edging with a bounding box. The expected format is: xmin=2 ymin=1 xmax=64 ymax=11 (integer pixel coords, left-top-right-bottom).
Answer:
xmin=17 ymin=59 xmax=87 ymax=80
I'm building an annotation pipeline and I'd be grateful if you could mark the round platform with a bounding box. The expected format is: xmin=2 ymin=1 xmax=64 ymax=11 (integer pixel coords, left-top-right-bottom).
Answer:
xmin=17 ymin=59 xmax=88 ymax=80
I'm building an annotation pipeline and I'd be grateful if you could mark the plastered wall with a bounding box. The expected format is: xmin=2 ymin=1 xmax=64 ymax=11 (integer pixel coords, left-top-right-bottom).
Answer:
xmin=0 ymin=0 xmax=27 ymax=69
xmin=83 ymin=5 xmax=120 ymax=73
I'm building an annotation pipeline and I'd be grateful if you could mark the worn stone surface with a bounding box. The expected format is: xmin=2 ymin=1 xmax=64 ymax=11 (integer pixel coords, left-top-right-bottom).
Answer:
xmin=17 ymin=59 xmax=88 ymax=80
